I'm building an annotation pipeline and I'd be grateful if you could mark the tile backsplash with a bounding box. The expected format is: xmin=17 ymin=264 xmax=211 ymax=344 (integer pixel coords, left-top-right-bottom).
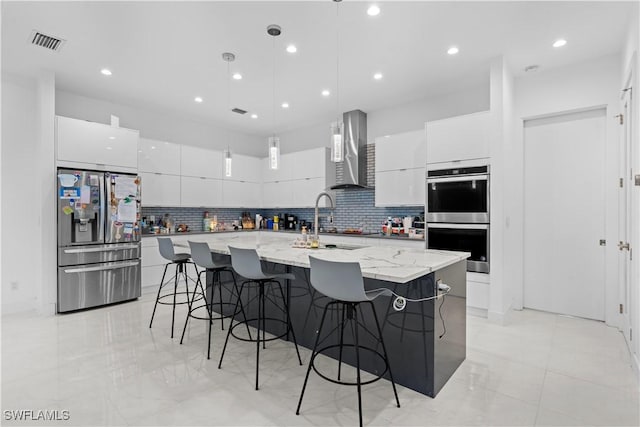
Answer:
xmin=142 ymin=144 xmax=424 ymax=234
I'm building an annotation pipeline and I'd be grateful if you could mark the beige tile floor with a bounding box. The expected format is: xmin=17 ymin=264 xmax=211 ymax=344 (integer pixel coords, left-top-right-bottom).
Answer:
xmin=2 ymin=292 xmax=638 ymax=426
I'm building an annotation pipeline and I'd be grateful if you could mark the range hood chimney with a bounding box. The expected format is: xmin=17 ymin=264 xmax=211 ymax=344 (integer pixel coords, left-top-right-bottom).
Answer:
xmin=330 ymin=109 xmax=369 ymax=190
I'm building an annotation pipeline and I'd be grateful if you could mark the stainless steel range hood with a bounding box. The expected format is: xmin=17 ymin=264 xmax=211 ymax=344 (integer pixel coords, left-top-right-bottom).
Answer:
xmin=330 ymin=109 xmax=369 ymax=190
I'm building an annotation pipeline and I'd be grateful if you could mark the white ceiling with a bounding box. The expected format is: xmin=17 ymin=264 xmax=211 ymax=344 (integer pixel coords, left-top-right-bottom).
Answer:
xmin=1 ymin=1 xmax=635 ymax=137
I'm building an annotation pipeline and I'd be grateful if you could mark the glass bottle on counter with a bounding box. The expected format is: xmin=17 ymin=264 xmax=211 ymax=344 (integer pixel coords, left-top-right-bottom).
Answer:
xmin=203 ymin=211 xmax=210 ymax=232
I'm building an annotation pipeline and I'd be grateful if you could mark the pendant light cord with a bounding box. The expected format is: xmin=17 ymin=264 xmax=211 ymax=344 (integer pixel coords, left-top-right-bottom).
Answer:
xmin=227 ymin=59 xmax=231 ymax=153
xmin=336 ymin=0 xmax=340 ymax=125
xmin=272 ymin=35 xmax=276 ymax=139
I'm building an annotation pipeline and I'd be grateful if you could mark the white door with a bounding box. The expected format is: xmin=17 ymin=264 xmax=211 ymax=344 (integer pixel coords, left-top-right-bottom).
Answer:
xmin=618 ymin=88 xmax=632 ymax=342
xmin=524 ymin=108 xmax=606 ymax=320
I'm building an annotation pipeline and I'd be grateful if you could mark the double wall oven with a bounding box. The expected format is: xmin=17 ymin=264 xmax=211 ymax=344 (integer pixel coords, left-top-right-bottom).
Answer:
xmin=426 ymin=163 xmax=489 ymax=273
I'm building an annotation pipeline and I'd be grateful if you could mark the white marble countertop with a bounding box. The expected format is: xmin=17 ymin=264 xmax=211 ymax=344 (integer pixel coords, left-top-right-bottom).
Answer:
xmin=176 ymin=232 xmax=468 ymax=284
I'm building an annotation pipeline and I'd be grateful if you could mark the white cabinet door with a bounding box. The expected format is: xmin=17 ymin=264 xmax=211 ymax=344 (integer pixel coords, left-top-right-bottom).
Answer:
xmin=262 ymin=181 xmax=292 ymax=208
xmin=426 ymin=111 xmax=491 ymax=164
xmin=375 ymin=130 xmax=426 ymax=172
xmin=375 ymin=168 xmax=425 ymax=206
xmin=291 ymin=178 xmax=333 ymax=208
xmin=291 ymin=148 xmax=328 ymax=179
xmin=222 ymin=180 xmax=260 ymax=207
xmin=138 ymin=138 xmax=181 ymax=174
xmin=180 ymin=176 xmax=222 ymax=207
xmin=140 ymin=172 xmax=181 ymax=207
xmin=181 ymin=146 xmax=223 ymax=179
xmin=56 ymin=116 xmax=139 ymax=169
xmin=262 ymin=155 xmax=293 ymax=182
xmin=231 ymin=154 xmax=262 ymax=182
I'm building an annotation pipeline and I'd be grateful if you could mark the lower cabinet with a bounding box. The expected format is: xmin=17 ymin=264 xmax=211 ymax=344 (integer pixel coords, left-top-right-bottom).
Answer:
xmin=375 ymin=168 xmax=425 ymax=206
xmin=181 ymin=176 xmax=223 ymax=207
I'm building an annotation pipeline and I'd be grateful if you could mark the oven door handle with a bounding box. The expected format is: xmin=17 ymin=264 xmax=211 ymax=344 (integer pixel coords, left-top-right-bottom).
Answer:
xmin=427 ymin=175 xmax=488 ymax=184
xmin=428 ymin=223 xmax=489 ymax=230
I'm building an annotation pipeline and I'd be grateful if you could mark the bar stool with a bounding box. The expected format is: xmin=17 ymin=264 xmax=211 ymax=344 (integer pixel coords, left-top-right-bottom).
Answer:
xmin=218 ymin=246 xmax=303 ymax=390
xmin=296 ymin=256 xmax=400 ymax=427
xmin=149 ymin=237 xmax=200 ymax=338
xmin=180 ymin=241 xmax=247 ymax=359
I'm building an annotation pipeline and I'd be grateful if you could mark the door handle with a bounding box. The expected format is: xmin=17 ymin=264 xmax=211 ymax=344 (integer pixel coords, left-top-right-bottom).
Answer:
xmin=63 ymin=260 xmax=140 ymax=274
xmin=618 ymin=241 xmax=630 ymax=251
xmin=64 ymin=244 xmax=139 ymax=254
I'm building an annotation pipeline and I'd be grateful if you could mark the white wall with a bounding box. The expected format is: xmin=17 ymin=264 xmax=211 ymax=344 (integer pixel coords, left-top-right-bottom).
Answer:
xmin=276 ymin=84 xmax=489 ymax=153
xmin=1 ymin=73 xmax=40 ymax=313
xmin=55 ymin=91 xmax=265 ymax=157
xmin=512 ymin=54 xmax=621 ymax=327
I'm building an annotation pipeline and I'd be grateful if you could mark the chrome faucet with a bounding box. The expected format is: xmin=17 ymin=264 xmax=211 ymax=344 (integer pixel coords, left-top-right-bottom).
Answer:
xmin=314 ymin=191 xmax=335 ymax=238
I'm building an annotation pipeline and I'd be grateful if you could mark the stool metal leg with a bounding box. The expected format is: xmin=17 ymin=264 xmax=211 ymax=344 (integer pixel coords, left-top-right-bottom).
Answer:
xmin=338 ymin=303 xmax=346 ymax=380
xmin=218 ymin=281 xmax=246 ymax=369
xmin=256 ymin=281 xmax=264 ymax=390
xmin=275 ymin=281 xmax=302 ymax=365
xmin=296 ymin=301 xmax=333 ymax=416
xmin=368 ymin=301 xmax=400 ymax=408
xmin=180 ymin=269 xmax=209 ymax=345
xmin=149 ymin=263 xmax=170 ymax=328
xmin=352 ymin=303 xmax=363 ymax=427
xmin=171 ymin=263 xmax=180 ymax=338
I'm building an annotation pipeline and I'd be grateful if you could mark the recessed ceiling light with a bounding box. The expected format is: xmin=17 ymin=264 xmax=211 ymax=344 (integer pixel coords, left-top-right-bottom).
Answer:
xmin=232 ymin=73 xmax=242 ymax=80
xmin=251 ymin=114 xmax=258 ymax=119
xmin=281 ymin=102 xmax=289 ymax=109
xmin=553 ymin=39 xmax=567 ymax=48
xmin=106 ymin=146 xmax=112 ymax=150
xmin=367 ymin=5 xmax=380 ymax=16
xmin=322 ymin=89 xmax=330 ymax=97
xmin=151 ymin=146 xmax=156 ymax=150
xmin=100 ymin=68 xmax=112 ymax=76
xmin=108 ymin=136 xmax=115 ymax=140
xmin=194 ymin=96 xmax=203 ymax=103
xmin=286 ymin=44 xmax=297 ymax=53
xmin=447 ymin=46 xmax=459 ymax=55
xmin=373 ymin=72 xmax=383 ymax=80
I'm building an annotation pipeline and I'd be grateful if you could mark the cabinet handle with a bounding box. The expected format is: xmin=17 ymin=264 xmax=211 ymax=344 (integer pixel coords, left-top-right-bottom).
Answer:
xmin=201 ymin=177 xmax=206 ymax=180
xmin=399 ymin=168 xmax=407 ymax=171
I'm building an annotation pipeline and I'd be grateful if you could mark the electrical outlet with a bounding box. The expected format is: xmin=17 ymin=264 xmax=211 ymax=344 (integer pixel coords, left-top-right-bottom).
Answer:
xmin=10 ymin=281 xmax=18 ymax=291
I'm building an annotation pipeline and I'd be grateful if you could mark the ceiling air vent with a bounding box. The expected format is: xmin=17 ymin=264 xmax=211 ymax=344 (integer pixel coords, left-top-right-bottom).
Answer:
xmin=231 ymin=108 xmax=247 ymax=115
xmin=29 ymin=30 xmax=65 ymax=52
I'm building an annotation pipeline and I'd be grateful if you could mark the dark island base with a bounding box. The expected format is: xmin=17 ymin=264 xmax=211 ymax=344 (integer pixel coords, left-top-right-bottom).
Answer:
xmin=207 ymin=256 xmax=466 ymax=397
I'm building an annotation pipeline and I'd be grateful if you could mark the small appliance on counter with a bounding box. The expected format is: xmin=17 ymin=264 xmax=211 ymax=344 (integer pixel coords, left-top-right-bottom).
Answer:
xmin=284 ymin=213 xmax=298 ymax=230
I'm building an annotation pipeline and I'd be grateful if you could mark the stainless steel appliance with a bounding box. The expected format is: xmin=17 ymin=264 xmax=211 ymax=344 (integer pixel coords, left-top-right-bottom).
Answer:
xmin=427 ymin=223 xmax=489 ymax=273
xmin=426 ymin=165 xmax=489 ymax=223
xmin=426 ymin=163 xmax=490 ymax=273
xmin=57 ymin=168 xmax=141 ymax=312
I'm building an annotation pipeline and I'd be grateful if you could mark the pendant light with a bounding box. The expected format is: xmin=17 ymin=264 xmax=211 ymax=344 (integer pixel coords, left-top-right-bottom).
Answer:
xmin=222 ymin=52 xmax=235 ymax=177
xmin=267 ymin=24 xmax=281 ymax=170
xmin=330 ymin=0 xmax=344 ymax=163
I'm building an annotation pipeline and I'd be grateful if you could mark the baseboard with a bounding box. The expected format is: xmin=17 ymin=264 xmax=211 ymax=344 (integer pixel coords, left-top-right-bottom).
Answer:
xmin=467 ymin=306 xmax=488 ymax=318
xmin=488 ymin=303 xmax=513 ymax=325
xmin=1 ymin=299 xmax=39 ymax=315
xmin=633 ymin=351 xmax=640 ymax=390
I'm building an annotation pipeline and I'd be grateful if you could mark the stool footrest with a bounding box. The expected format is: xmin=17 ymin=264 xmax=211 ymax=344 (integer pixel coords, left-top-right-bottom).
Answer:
xmin=156 ymin=291 xmax=203 ymax=306
xmin=309 ymin=343 xmax=389 ymax=387
xmin=229 ymin=317 xmax=290 ymax=343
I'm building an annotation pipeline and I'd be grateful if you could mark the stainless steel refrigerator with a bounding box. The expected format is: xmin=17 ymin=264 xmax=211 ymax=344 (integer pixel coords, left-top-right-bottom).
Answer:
xmin=57 ymin=168 xmax=141 ymax=312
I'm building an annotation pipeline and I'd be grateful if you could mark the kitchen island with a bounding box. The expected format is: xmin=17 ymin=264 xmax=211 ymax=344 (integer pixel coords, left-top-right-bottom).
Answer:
xmin=178 ymin=232 xmax=468 ymax=397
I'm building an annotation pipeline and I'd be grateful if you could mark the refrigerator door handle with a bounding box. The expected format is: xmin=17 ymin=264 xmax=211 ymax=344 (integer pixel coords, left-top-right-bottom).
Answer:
xmin=63 ymin=244 xmax=139 ymax=254
xmin=63 ymin=260 xmax=140 ymax=274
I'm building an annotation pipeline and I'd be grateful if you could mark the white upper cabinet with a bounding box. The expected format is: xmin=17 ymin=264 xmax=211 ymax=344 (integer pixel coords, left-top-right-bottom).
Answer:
xmin=139 ymin=172 xmax=181 ymax=207
xmin=425 ymin=110 xmax=491 ymax=164
xmin=375 ymin=168 xmax=425 ymax=206
xmin=56 ymin=115 xmax=139 ymax=170
xmin=262 ymin=153 xmax=293 ymax=182
xmin=375 ymin=130 xmax=426 ymax=172
xmin=291 ymin=148 xmax=331 ymax=179
xmin=223 ymin=181 xmax=261 ymax=207
xmin=180 ymin=176 xmax=222 ymax=207
xmin=228 ymin=154 xmax=262 ymax=182
xmin=262 ymin=181 xmax=293 ymax=208
xmin=138 ymin=138 xmax=181 ymax=175
xmin=181 ymin=145 xmax=223 ymax=179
